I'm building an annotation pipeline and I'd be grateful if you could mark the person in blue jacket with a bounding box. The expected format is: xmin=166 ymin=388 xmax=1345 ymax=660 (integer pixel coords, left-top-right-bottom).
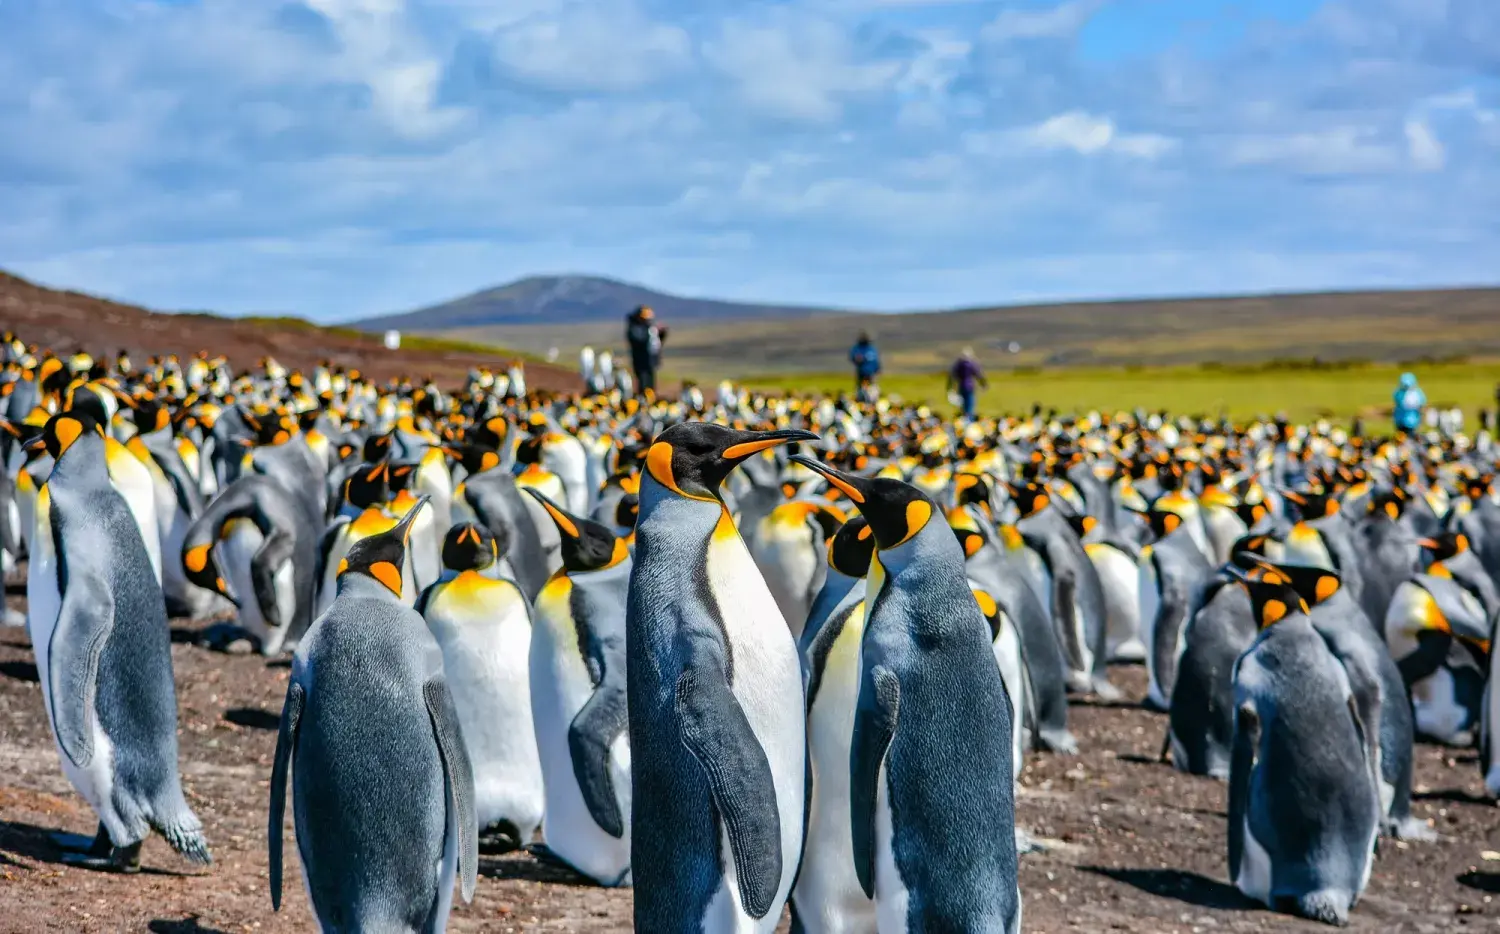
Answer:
xmin=1393 ymin=372 xmax=1426 ymax=435
xmin=849 ymin=332 xmax=880 ymax=401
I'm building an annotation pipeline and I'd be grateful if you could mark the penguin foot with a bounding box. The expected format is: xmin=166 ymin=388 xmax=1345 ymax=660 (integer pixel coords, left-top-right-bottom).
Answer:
xmin=1108 ymin=638 xmax=1146 ymax=663
xmin=479 ymin=820 xmax=523 ymax=855
xmin=1064 ymin=671 xmax=1094 ymax=695
xmin=1090 ymin=677 xmax=1124 ymax=703
xmin=196 ymin=623 xmax=260 ymax=655
xmin=1038 ymin=729 xmax=1079 ymax=756
xmin=2 ymin=607 xmax=25 ymax=628
xmin=51 ymin=824 xmax=111 ymax=857
xmin=62 ymin=841 xmax=143 ymax=874
xmin=1015 ymin=828 xmax=1046 ymax=856
xmin=1386 ymin=816 xmax=1438 ymax=842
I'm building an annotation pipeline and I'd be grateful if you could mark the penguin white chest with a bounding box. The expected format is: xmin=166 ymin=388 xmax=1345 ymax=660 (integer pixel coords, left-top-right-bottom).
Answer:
xmin=26 ymin=497 xmax=120 ymax=831
xmin=704 ymin=522 xmax=805 ymax=926
xmin=873 ymin=771 xmax=911 ymax=934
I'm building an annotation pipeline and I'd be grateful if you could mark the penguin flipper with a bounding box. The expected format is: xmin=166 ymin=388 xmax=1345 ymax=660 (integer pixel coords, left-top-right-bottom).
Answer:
xmin=1227 ymin=702 xmax=1259 ymax=883
xmin=268 ymin=681 xmax=303 ymax=912
xmin=674 ymin=669 xmax=783 ymax=920
xmin=425 ymin=677 xmax=479 ymax=903
xmin=48 ymin=570 xmax=116 ymax=769
xmin=851 ymin=665 xmax=900 ymax=900
xmin=249 ymin=530 xmax=296 ymax=631
xmin=567 ymin=683 xmax=629 ymax=839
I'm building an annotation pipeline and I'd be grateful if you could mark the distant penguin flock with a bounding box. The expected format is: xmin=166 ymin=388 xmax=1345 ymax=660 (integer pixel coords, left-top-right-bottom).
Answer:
xmin=4 ymin=330 xmax=1500 ymax=929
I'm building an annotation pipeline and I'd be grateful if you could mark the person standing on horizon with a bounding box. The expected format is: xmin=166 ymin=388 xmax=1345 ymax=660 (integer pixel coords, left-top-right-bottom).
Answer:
xmin=626 ymin=305 xmax=666 ymax=395
xmin=1393 ymin=371 xmax=1425 ymax=436
xmin=849 ymin=331 xmax=881 ymax=403
xmin=948 ymin=346 xmax=987 ymax=421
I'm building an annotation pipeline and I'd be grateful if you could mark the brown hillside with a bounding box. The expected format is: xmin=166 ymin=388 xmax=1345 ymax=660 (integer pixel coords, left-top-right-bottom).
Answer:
xmin=0 ymin=271 xmax=578 ymax=391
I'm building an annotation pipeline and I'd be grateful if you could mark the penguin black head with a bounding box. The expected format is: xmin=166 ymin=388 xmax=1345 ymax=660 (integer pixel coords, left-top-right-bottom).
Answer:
xmin=524 ymin=488 xmax=628 ymax=572
xmin=338 ymin=496 xmax=430 ymax=597
xmin=119 ymin=392 xmax=174 ymax=435
xmin=344 ymin=461 xmax=392 ymax=510
xmin=447 ymin=441 xmax=503 ymax=476
xmin=1228 ymin=533 xmax=1274 ymax=566
xmin=1281 ymin=488 xmax=1339 ymax=522
xmin=828 ymin=515 xmax=876 ymax=577
xmin=363 ymin=431 xmax=394 ymax=463
xmin=472 ymin=415 xmax=510 ymax=451
xmin=953 ymin=471 xmax=993 ymax=513
xmin=244 ymin=408 xmax=299 ymax=447
xmin=1227 ymin=561 xmax=1309 ymax=628
xmin=182 ymin=533 xmax=236 ymax=606
xmin=1246 ymin=559 xmax=1342 ymax=610
xmin=62 ymin=380 xmax=110 ymax=427
xmin=1005 ymin=480 xmax=1053 ymax=519
xmin=441 ymin=522 xmax=499 ymax=573
xmin=645 ymin=423 xmax=819 ymax=502
xmin=1417 ymin=531 xmax=1469 ymax=564
xmin=615 ymin=493 xmax=639 ymax=531
xmin=1367 ymin=487 xmax=1406 ymax=521
xmin=788 ymin=454 xmax=935 ymax=551
xmin=38 ymin=410 xmax=104 ymax=462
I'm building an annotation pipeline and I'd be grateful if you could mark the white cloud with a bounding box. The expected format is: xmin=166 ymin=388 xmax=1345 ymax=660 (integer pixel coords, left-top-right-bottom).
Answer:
xmin=982 ymin=0 xmax=1103 ymax=43
xmin=1224 ymin=127 xmax=1402 ymax=175
xmin=489 ymin=2 xmax=693 ymax=93
xmin=1402 ymin=118 xmax=1445 ymax=171
xmin=1011 ymin=111 xmax=1177 ymax=159
xmin=706 ymin=13 xmax=903 ymax=123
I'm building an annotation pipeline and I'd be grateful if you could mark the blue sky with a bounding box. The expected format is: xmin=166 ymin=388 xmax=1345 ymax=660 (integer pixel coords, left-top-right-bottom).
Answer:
xmin=0 ymin=0 xmax=1496 ymax=322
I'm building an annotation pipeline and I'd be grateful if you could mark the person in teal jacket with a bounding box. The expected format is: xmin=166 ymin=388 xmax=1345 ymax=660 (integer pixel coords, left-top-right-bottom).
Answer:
xmin=1393 ymin=372 xmax=1425 ymax=434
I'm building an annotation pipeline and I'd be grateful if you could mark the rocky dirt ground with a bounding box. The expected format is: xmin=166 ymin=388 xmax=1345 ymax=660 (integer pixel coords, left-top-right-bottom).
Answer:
xmin=3 ymin=582 xmax=1500 ymax=933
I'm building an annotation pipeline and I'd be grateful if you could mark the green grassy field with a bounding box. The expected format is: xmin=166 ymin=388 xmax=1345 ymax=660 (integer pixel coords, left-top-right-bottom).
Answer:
xmin=693 ymin=360 xmax=1500 ymax=425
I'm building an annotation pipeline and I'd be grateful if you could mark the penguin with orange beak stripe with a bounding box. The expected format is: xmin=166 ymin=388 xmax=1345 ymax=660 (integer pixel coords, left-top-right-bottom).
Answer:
xmin=270 ymin=497 xmax=481 ymax=933
xmin=418 ymin=520 xmax=544 ymax=853
xmin=523 ymin=489 xmax=634 ymax=887
xmin=627 ymin=422 xmax=817 ymax=933
xmin=790 ymin=453 xmax=1021 ymax=934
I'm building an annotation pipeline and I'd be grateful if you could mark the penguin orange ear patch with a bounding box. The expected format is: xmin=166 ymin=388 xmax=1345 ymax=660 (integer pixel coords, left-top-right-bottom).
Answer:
xmin=1315 ymin=575 xmax=1339 ymax=603
xmin=1162 ymin=513 xmax=1181 ymax=534
xmin=337 ymin=558 xmax=350 ymax=576
xmin=962 ymin=532 xmax=984 ymax=557
xmin=1261 ymin=598 xmax=1287 ymax=626
xmin=481 ymin=450 xmax=500 ymax=472
xmin=894 ymin=500 xmax=933 ymax=547
xmin=973 ymin=589 xmax=998 ymax=618
xmin=369 ymin=561 xmax=403 ymax=595
xmin=184 ymin=544 xmax=210 ymax=574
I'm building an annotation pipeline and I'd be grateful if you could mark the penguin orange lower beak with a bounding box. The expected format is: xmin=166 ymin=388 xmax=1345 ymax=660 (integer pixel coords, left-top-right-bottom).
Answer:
xmin=645 ymin=424 xmax=819 ymax=501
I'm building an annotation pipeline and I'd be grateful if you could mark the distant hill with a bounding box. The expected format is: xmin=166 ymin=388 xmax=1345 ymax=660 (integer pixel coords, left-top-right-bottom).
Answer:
xmin=437 ymin=286 xmax=1500 ymax=375
xmin=352 ymin=275 xmax=840 ymax=331
xmin=0 ymin=270 xmax=578 ymax=391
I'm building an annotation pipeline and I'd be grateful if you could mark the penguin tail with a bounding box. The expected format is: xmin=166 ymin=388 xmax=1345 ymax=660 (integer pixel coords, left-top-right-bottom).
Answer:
xmin=1291 ymin=890 xmax=1351 ymax=927
xmin=157 ymin=814 xmax=213 ymax=866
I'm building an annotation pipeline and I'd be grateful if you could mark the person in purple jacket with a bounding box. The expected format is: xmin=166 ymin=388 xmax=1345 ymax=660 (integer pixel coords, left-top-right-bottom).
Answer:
xmin=947 ymin=346 xmax=988 ymax=420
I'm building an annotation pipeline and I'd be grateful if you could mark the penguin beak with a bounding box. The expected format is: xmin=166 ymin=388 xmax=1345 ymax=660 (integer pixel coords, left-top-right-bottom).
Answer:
xmin=789 ymin=453 xmax=875 ymax=504
xmin=391 ymin=495 xmax=430 ymax=545
xmin=522 ymin=487 xmax=581 ymax=541
xmin=718 ymin=428 xmax=820 ymax=461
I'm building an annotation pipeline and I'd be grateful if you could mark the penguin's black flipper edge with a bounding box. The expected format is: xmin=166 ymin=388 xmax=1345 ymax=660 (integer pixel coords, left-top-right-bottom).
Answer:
xmin=48 ymin=574 xmax=115 ymax=770
xmin=425 ymin=677 xmax=479 ymax=903
xmin=567 ymin=684 xmax=629 ymax=839
xmin=250 ymin=530 xmax=297 ymax=631
xmin=268 ymin=681 xmax=302 ymax=911
xmin=850 ymin=665 xmax=900 ymax=901
xmin=675 ymin=669 xmax=783 ymax=920
xmin=1227 ymin=702 xmax=1259 ymax=884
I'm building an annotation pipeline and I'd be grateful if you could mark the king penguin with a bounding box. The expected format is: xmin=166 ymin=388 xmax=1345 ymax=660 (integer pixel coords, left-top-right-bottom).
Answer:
xmin=794 ymin=515 xmax=878 ymax=934
xmin=793 ymin=454 xmax=1021 ymax=934
xmin=27 ymin=411 xmax=211 ymax=871
xmin=524 ymin=489 xmax=634 ymax=887
xmin=418 ymin=520 xmax=545 ymax=852
xmin=1228 ymin=565 xmax=1381 ymax=927
xmin=627 ymin=422 xmax=816 ymax=932
xmin=269 ymin=499 xmax=480 ymax=932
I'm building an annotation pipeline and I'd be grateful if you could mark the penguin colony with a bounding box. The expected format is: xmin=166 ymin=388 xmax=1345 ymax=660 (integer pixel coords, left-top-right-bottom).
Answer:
xmin=4 ymin=332 xmax=1500 ymax=929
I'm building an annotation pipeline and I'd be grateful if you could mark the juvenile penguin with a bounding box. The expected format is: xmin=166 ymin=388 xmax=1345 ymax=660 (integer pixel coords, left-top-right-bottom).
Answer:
xmin=269 ymin=500 xmax=480 ymax=931
xmin=27 ymin=411 xmax=211 ymax=871
xmin=525 ymin=490 xmax=634 ymax=886
xmin=418 ymin=521 xmax=545 ymax=852
xmin=793 ymin=454 xmax=1021 ymax=934
xmin=1228 ymin=566 xmax=1381 ymax=927
xmin=794 ymin=516 xmax=878 ymax=934
xmin=628 ymin=423 xmax=817 ymax=932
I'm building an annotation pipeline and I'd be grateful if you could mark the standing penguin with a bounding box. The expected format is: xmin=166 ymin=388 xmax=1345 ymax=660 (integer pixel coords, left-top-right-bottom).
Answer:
xmin=419 ymin=521 xmax=545 ymax=852
xmin=269 ymin=500 xmax=480 ymax=932
xmin=794 ymin=516 xmax=878 ymax=934
xmin=750 ymin=499 xmax=845 ymax=638
xmin=525 ymin=490 xmax=634 ymax=887
xmin=793 ymin=454 xmax=1021 ymax=934
xmin=1228 ymin=566 xmax=1381 ymax=927
xmin=1138 ymin=493 xmax=1215 ymax=711
xmin=27 ymin=411 xmax=211 ymax=871
xmin=628 ymin=422 xmax=816 ymax=932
